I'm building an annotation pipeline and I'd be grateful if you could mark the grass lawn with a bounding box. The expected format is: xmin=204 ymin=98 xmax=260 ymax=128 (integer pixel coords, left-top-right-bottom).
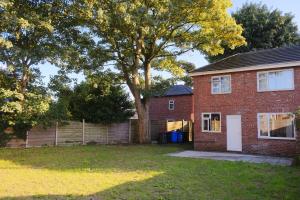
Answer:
xmin=0 ymin=145 xmax=299 ymax=200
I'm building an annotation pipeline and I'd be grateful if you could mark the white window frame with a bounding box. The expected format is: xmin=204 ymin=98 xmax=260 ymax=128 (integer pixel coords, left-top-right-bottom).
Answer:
xmin=168 ymin=100 xmax=174 ymax=110
xmin=211 ymin=75 xmax=231 ymax=94
xmin=201 ymin=112 xmax=222 ymax=133
xmin=257 ymin=69 xmax=294 ymax=92
xmin=257 ymin=113 xmax=296 ymax=140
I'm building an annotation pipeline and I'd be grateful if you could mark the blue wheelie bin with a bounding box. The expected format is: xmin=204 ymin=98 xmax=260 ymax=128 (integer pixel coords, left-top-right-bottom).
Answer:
xmin=170 ymin=131 xmax=178 ymax=143
xmin=177 ymin=131 xmax=183 ymax=143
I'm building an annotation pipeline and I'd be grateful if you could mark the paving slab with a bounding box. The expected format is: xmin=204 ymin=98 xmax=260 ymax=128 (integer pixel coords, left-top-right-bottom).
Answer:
xmin=167 ymin=151 xmax=293 ymax=166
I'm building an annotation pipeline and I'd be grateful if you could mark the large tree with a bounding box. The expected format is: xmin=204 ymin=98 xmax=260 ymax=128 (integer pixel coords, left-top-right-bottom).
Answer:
xmin=0 ymin=68 xmax=50 ymax=146
xmin=0 ymin=0 xmax=91 ymax=143
xmin=206 ymin=3 xmax=300 ymax=63
xmin=70 ymin=0 xmax=245 ymax=143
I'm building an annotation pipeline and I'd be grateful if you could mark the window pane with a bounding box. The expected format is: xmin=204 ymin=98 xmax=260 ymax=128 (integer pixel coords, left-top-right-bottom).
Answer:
xmin=212 ymin=80 xmax=220 ymax=93
xmin=203 ymin=119 xmax=209 ymax=131
xmin=258 ymin=73 xmax=268 ymax=91
xmin=259 ymin=114 xmax=268 ymax=136
xmin=211 ymin=114 xmax=221 ymax=132
xmin=203 ymin=114 xmax=210 ymax=118
xmin=279 ymin=70 xmax=293 ymax=89
xmin=221 ymin=76 xmax=230 ymax=93
xmin=270 ymin=114 xmax=294 ymax=138
xmin=268 ymin=71 xmax=277 ymax=90
xmin=269 ymin=70 xmax=293 ymax=90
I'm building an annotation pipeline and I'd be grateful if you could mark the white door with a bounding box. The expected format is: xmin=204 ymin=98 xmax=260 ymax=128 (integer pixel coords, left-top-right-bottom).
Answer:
xmin=226 ymin=115 xmax=242 ymax=151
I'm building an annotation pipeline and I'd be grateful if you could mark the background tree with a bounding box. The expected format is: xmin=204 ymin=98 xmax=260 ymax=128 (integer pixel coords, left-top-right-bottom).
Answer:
xmin=48 ymin=71 xmax=134 ymax=124
xmin=71 ymin=0 xmax=245 ymax=143
xmin=207 ymin=3 xmax=300 ymax=62
xmin=0 ymin=0 xmax=86 ymax=144
xmin=151 ymin=61 xmax=195 ymax=96
xmin=0 ymin=69 xmax=50 ymax=146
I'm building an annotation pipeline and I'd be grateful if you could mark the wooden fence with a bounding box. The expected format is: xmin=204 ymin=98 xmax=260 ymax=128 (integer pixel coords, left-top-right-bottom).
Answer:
xmin=7 ymin=119 xmax=138 ymax=148
xmin=5 ymin=119 xmax=193 ymax=147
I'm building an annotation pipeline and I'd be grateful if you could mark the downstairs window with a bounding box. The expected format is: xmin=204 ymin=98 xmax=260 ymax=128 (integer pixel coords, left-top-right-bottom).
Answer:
xmin=202 ymin=113 xmax=221 ymax=132
xmin=258 ymin=113 xmax=295 ymax=139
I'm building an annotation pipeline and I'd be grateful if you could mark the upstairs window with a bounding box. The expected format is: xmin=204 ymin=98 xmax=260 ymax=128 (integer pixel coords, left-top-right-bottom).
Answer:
xmin=202 ymin=113 xmax=221 ymax=132
xmin=168 ymin=100 xmax=174 ymax=110
xmin=211 ymin=75 xmax=231 ymax=94
xmin=258 ymin=113 xmax=295 ymax=139
xmin=257 ymin=69 xmax=294 ymax=92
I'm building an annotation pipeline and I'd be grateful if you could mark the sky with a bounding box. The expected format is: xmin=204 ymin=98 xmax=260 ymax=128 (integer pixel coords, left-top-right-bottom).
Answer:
xmin=39 ymin=0 xmax=300 ymax=85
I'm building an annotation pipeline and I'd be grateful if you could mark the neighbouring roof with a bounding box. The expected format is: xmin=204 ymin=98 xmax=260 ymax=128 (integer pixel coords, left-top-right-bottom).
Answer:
xmin=163 ymin=85 xmax=193 ymax=96
xmin=190 ymin=45 xmax=300 ymax=75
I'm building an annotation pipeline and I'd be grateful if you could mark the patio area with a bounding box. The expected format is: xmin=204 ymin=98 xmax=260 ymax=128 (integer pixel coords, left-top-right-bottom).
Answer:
xmin=168 ymin=151 xmax=294 ymax=166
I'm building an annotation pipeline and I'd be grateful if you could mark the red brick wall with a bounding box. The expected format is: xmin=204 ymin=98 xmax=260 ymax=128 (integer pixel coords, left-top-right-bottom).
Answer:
xmin=193 ymin=67 xmax=300 ymax=156
xmin=149 ymin=95 xmax=194 ymax=121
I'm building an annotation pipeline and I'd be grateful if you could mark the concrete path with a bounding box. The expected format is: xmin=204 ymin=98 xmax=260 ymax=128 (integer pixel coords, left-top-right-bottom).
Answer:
xmin=167 ymin=151 xmax=293 ymax=166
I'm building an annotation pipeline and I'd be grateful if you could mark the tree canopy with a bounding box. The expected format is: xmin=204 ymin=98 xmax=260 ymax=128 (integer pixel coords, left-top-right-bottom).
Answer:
xmin=206 ymin=3 xmax=300 ymax=63
xmin=69 ymin=0 xmax=246 ymax=143
xmin=0 ymin=0 xmax=247 ymax=144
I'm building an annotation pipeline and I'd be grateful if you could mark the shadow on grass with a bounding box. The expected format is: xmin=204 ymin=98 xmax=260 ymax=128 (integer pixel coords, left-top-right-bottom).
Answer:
xmin=1 ymin=167 xmax=300 ymax=200
xmin=0 ymin=144 xmax=299 ymax=200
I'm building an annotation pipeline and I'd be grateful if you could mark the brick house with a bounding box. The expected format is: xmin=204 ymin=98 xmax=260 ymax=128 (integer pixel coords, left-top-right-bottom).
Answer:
xmin=149 ymin=85 xmax=194 ymax=122
xmin=190 ymin=45 xmax=300 ymax=156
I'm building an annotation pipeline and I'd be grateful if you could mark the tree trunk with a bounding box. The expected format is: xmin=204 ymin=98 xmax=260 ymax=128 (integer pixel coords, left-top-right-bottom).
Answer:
xmin=128 ymin=73 xmax=151 ymax=144
xmin=135 ymin=102 xmax=150 ymax=144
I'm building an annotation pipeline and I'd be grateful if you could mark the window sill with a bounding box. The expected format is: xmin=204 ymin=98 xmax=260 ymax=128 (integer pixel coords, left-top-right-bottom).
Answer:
xmin=257 ymin=88 xmax=294 ymax=92
xmin=202 ymin=131 xmax=222 ymax=133
xmin=258 ymin=136 xmax=296 ymax=141
xmin=211 ymin=92 xmax=231 ymax=95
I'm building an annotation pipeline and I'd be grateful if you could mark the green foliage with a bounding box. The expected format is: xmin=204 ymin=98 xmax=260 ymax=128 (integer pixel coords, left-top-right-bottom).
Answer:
xmin=59 ymin=0 xmax=246 ymax=142
xmin=69 ymin=82 xmax=134 ymax=123
xmin=0 ymin=0 xmax=96 ymax=145
xmin=150 ymin=60 xmax=195 ymax=96
xmin=207 ymin=3 xmax=300 ymax=62
xmin=49 ymin=71 xmax=134 ymax=124
xmin=0 ymin=75 xmax=51 ymax=146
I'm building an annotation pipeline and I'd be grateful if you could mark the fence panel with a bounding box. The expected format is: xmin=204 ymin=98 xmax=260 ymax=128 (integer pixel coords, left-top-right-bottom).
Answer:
xmin=108 ymin=122 xmax=129 ymax=144
xmin=57 ymin=121 xmax=83 ymax=145
xmin=6 ymin=138 xmax=26 ymax=148
xmin=28 ymin=126 xmax=56 ymax=147
xmin=84 ymin=123 xmax=108 ymax=144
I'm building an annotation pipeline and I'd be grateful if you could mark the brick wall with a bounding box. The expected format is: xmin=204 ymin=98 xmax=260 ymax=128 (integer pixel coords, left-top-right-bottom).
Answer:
xmin=149 ymin=95 xmax=194 ymax=121
xmin=193 ymin=67 xmax=300 ymax=156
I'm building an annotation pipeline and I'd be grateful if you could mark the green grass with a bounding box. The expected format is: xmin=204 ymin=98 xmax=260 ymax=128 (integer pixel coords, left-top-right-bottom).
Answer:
xmin=0 ymin=145 xmax=299 ymax=200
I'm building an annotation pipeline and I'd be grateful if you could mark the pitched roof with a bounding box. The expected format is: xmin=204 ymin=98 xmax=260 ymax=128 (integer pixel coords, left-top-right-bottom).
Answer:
xmin=163 ymin=85 xmax=193 ymax=96
xmin=191 ymin=45 xmax=300 ymax=75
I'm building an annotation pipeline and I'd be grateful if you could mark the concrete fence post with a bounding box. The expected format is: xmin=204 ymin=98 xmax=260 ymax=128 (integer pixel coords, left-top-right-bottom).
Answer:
xmin=55 ymin=122 xmax=58 ymax=146
xmin=25 ymin=131 xmax=29 ymax=148
xmin=106 ymin=126 xmax=109 ymax=144
xmin=128 ymin=119 xmax=131 ymax=144
xmin=82 ymin=119 xmax=85 ymax=145
xmin=148 ymin=120 xmax=151 ymax=142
